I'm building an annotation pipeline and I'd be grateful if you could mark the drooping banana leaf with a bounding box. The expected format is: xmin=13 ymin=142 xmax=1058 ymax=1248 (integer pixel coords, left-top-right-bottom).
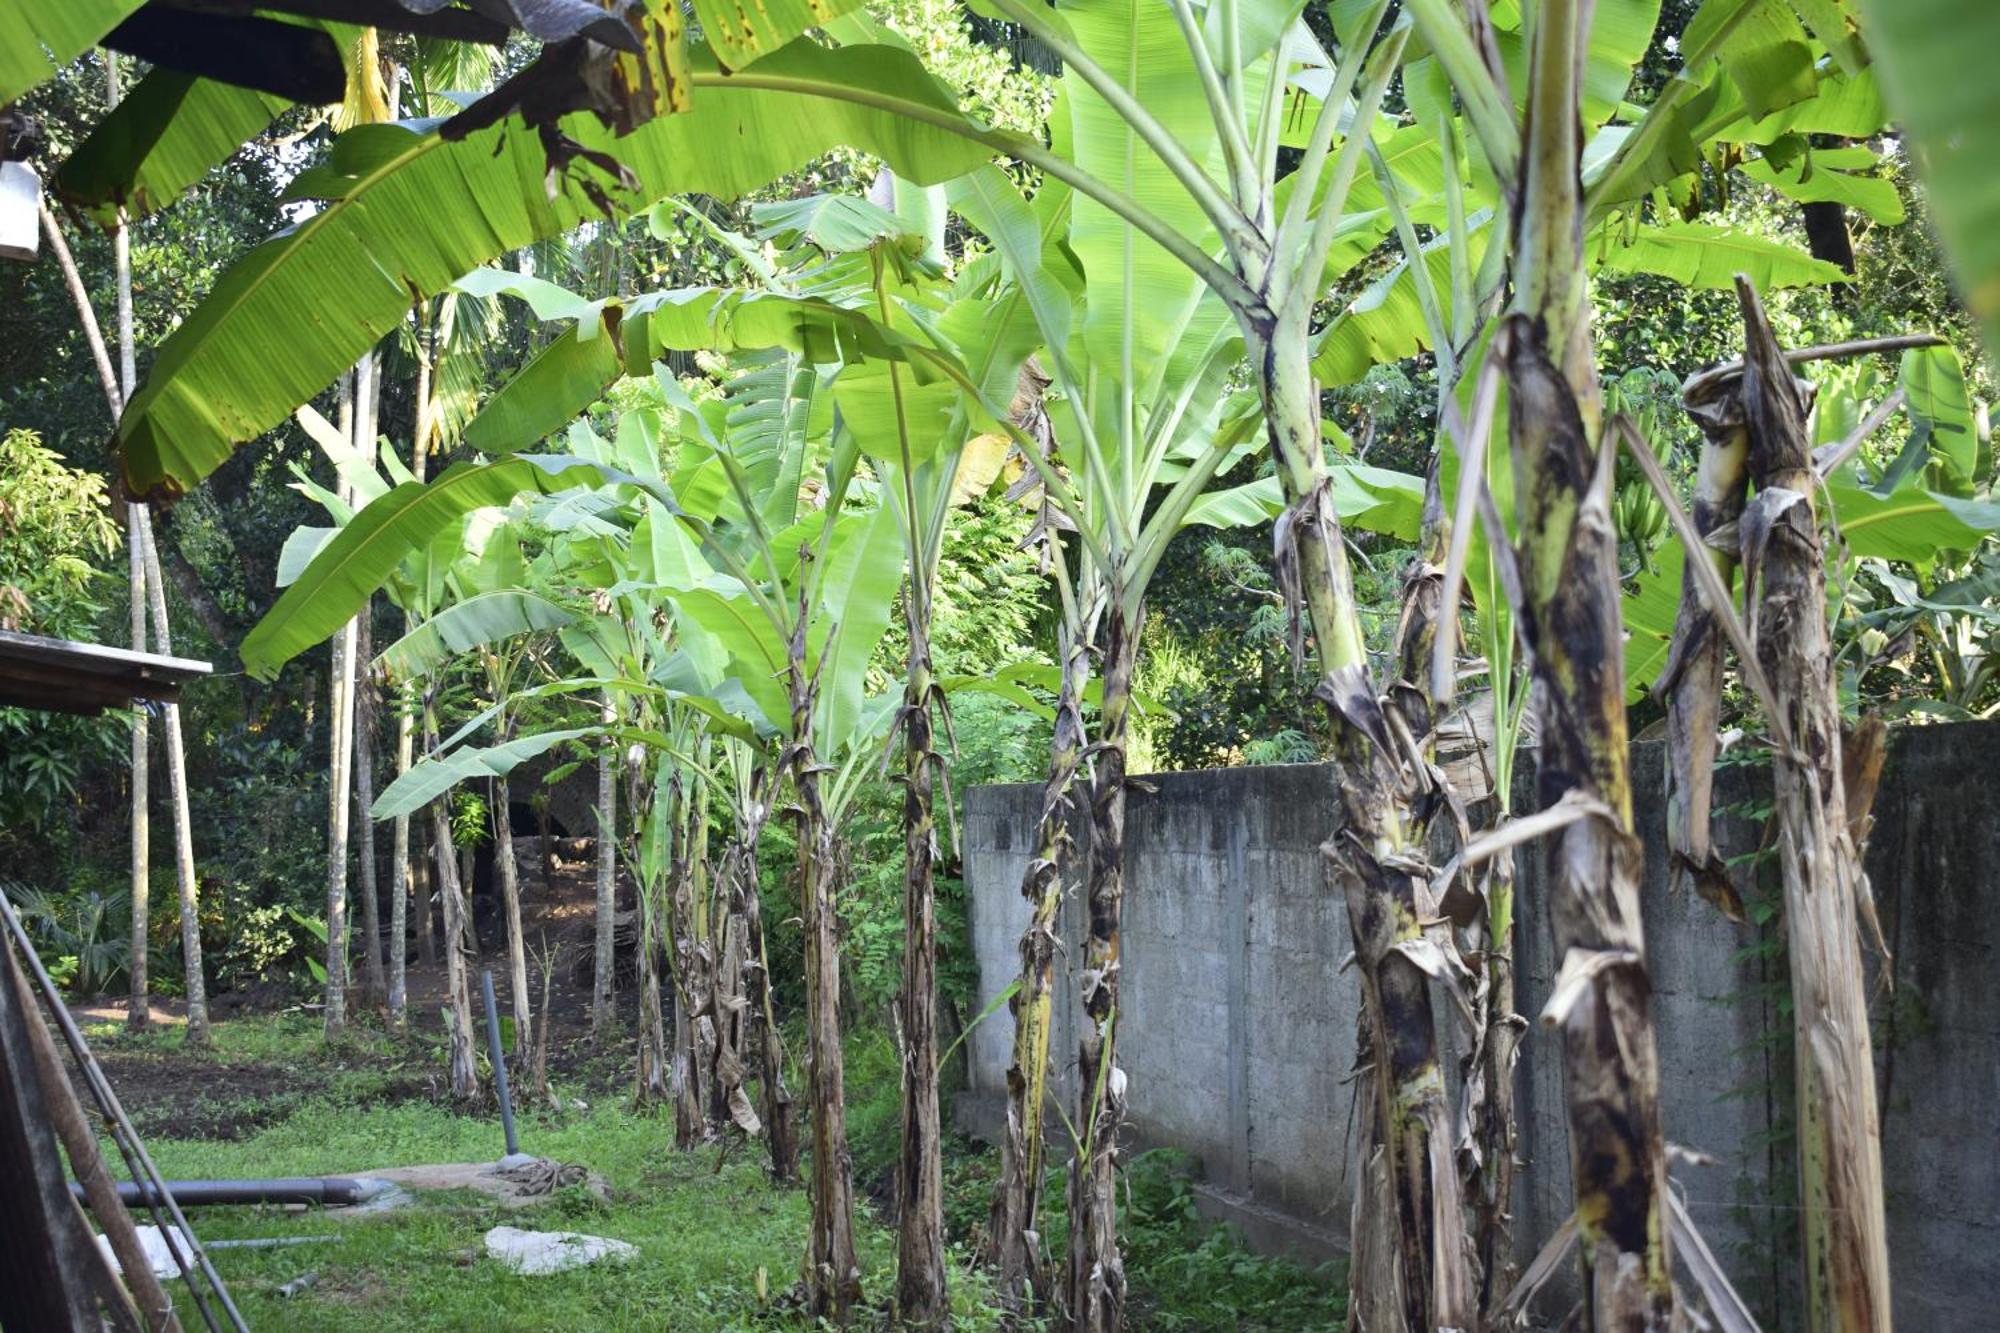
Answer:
xmin=1593 ymin=219 xmax=1849 ymax=289
xmin=0 ymin=1 xmax=145 ymax=105
xmin=1863 ymin=0 xmax=2000 ymax=359
xmin=1735 ymin=143 xmax=1904 ymax=225
xmin=117 ymin=37 xmax=998 ymax=500
xmin=374 ymin=590 xmax=575 ymax=682
xmin=1181 ymin=463 xmax=1427 ymax=539
xmin=372 ymin=727 xmax=600 ymax=821
xmin=54 ymin=70 xmax=290 ymax=226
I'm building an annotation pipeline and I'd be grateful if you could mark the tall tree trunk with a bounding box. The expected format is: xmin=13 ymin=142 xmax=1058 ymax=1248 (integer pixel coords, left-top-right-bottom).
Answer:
xmin=391 ymin=304 xmax=436 ymax=1021
xmin=354 ymin=616 xmax=385 ymax=1011
xmin=1064 ymin=604 xmax=1138 ymax=1333
xmin=987 ymin=585 xmax=1090 ymax=1312
xmin=389 ymin=707 xmax=411 ymax=1021
xmin=109 ymin=47 xmax=152 ymax=1035
xmin=115 ymin=187 xmax=151 ymax=1033
xmin=789 ymin=581 xmax=861 ymax=1323
xmin=418 ymin=818 xmax=438 ymax=965
xmin=426 ymin=706 xmax=478 ymax=1099
xmin=126 ymin=504 xmax=150 ymax=1032
xmin=323 ymin=360 xmax=364 ymax=1038
xmin=897 ymin=622 xmax=947 ymax=1325
xmin=324 ymin=580 xmax=355 ymax=1037
xmin=1729 ymin=279 xmax=1892 ymax=1332
xmin=137 ymin=516 xmax=209 ymax=1048
xmin=1505 ymin=3 xmax=1673 ymax=1323
xmin=36 ymin=188 xmax=211 ymax=1048
xmin=494 ymin=772 xmax=531 ymax=1060
xmin=592 ymin=691 xmax=618 ymax=1039
xmin=1247 ymin=297 xmax=1471 ymax=1331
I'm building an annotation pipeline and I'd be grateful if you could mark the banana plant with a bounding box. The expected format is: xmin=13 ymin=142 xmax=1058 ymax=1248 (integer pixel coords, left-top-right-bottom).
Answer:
xmin=647 ymin=364 xmax=905 ymax=1322
xmin=378 ymin=517 xmax=576 ymax=1061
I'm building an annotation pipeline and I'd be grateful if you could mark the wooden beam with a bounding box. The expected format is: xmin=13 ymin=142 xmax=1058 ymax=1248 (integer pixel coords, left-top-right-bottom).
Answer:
xmin=0 ymin=939 xmax=106 ymax=1331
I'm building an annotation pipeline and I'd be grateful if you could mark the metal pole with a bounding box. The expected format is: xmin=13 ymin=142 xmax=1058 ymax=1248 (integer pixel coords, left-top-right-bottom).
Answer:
xmin=480 ymin=968 xmax=519 ymax=1158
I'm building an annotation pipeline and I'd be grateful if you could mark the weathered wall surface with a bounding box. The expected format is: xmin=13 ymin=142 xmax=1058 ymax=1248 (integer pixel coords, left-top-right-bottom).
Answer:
xmin=956 ymin=721 xmax=2000 ymax=1331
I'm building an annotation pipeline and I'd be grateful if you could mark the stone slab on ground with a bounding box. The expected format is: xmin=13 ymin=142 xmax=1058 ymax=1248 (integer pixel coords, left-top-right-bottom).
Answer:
xmin=483 ymin=1225 xmax=636 ymax=1276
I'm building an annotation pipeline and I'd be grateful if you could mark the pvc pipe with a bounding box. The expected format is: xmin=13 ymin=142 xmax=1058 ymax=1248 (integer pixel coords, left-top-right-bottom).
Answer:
xmin=74 ymin=1178 xmax=380 ymax=1209
xmin=480 ymin=968 xmax=519 ymax=1158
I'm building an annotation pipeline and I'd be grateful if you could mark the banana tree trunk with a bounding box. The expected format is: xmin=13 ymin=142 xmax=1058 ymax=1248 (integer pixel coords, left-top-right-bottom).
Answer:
xmin=1065 ymin=603 xmax=1137 ymax=1333
xmin=421 ymin=699 xmax=478 ymax=1098
xmin=668 ymin=770 xmax=712 ymax=1147
xmin=1731 ymin=279 xmax=1892 ymax=1332
xmin=390 ymin=685 xmax=413 ymax=1020
xmin=737 ymin=793 xmax=798 ymax=1181
xmin=354 ymin=615 xmax=386 ymax=1010
xmin=897 ymin=633 xmax=947 ymax=1325
xmin=987 ymin=598 xmax=1089 ymax=1312
xmin=1252 ymin=306 xmax=1471 ymax=1332
xmin=790 ymin=591 xmax=861 ymax=1323
xmin=593 ymin=691 xmax=618 ymax=1039
xmin=494 ymin=771 xmax=532 ymax=1061
xmin=1505 ymin=3 xmax=1673 ymax=1323
xmin=631 ymin=753 xmax=671 ymax=1105
xmin=1665 ymin=363 xmax=1753 ymax=921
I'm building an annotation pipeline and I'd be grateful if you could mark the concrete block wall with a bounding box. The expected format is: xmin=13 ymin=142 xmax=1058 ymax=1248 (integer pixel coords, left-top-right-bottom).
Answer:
xmin=956 ymin=721 xmax=2000 ymax=1330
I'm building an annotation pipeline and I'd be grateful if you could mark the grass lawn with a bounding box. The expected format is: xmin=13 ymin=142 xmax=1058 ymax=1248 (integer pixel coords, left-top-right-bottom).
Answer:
xmin=79 ymin=1011 xmax=1344 ymax=1330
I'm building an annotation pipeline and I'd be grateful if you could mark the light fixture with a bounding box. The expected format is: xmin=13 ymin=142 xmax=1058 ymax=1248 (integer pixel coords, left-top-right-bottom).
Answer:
xmin=0 ymin=159 xmax=42 ymax=263
xmin=0 ymin=109 xmax=41 ymax=264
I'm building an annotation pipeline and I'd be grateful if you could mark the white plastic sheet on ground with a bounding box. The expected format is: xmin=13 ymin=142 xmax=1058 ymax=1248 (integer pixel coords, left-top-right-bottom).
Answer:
xmin=483 ymin=1225 xmax=637 ymax=1276
xmin=95 ymin=1224 xmax=195 ymax=1278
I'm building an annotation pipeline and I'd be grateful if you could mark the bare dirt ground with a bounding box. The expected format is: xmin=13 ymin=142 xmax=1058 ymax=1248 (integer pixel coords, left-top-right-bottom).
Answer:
xmin=66 ymin=838 xmax=645 ymax=1140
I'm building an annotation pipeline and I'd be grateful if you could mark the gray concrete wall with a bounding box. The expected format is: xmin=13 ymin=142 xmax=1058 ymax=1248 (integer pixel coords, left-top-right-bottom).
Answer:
xmin=956 ymin=721 xmax=2000 ymax=1331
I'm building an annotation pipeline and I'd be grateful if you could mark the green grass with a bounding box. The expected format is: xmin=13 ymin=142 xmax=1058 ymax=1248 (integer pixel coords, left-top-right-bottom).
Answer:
xmin=91 ymin=1012 xmax=1341 ymax=1330
xmin=137 ymin=1104 xmax=845 ymax=1330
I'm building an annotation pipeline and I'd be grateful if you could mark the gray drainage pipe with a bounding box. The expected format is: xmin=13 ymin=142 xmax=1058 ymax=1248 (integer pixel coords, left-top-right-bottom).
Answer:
xmin=74 ymin=1177 xmax=388 ymax=1208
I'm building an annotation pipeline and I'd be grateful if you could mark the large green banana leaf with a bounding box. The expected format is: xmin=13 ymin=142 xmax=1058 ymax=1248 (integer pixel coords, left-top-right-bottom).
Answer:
xmin=1736 ymin=143 xmax=1904 ymax=225
xmin=1062 ymin=0 xmax=1220 ymax=385
xmin=241 ymin=454 xmax=673 ymax=679
xmin=462 ymin=280 xmax=935 ymax=453
xmin=374 ymin=590 xmax=574 ymax=682
xmin=372 ymin=727 xmax=599 ymax=821
xmin=54 ymin=70 xmax=289 ymax=226
xmin=117 ymin=37 xmax=996 ymax=500
xmin=1862 ymin=0 xmax=2000 ymax=359
xmin=1593 ymin=219 xmax=1848 ymax=289
xmin=1180 ymin=464 xmax=1426 ymax=539
xmin=0 ymin=1 xmax=144 ymax=105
